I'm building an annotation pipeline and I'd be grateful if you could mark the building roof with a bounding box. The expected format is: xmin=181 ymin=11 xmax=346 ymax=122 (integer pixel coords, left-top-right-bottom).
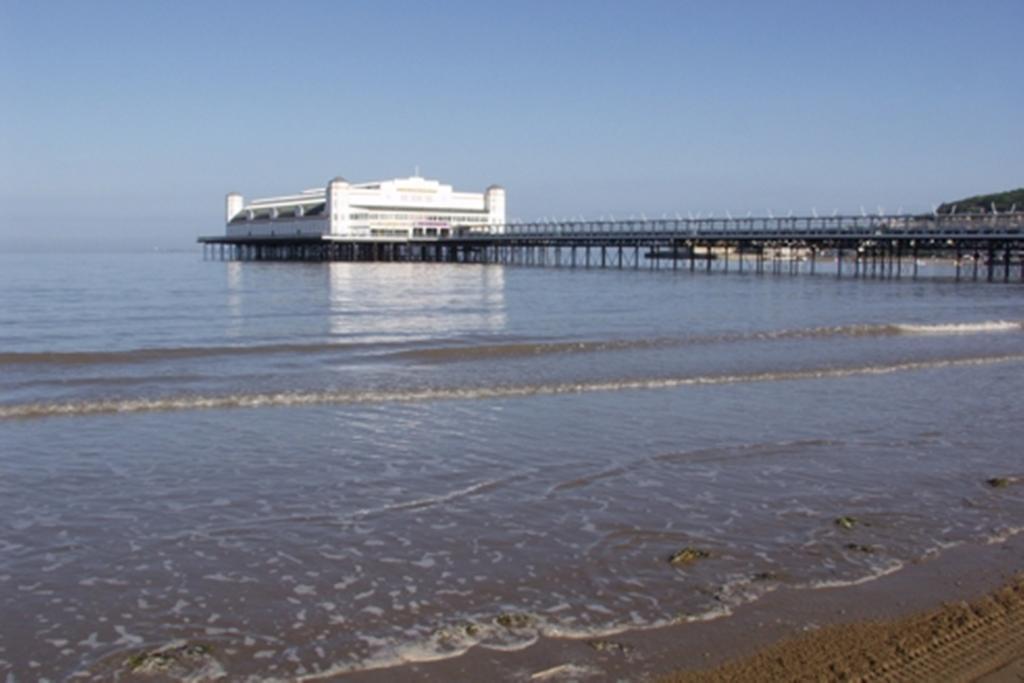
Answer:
xmin=229 ymin=201 xmax=326 ymax=224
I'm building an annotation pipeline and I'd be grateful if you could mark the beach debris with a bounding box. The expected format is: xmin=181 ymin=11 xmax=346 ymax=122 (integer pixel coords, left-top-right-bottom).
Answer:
xmin=668 ymin=547 xmax=711 ymax=566
xmin=845 ymin=543 xmax=874 ymax=553
xmin=125 ymin=642 xmax=214 ymax=675
xmin=126 ymin=651 xmax=175 ymax=674
xmin=496 ymin=612 xmax=534 ymax=629
xmin=835 ymin=516 xmax=858 ymax=530
xmin=435 ymin=622 xmax=481 ymax=644
xmin=752 ymin=571 xmax=779 ymax=582
xmin=986 ymin=477 xmax=1016 ymax=488
xmin=586 ymin=639 xmax=635 ymax=656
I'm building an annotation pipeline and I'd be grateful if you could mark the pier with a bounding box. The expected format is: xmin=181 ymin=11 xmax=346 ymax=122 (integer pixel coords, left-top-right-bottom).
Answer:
xmin=199 ymin=212 xmax=1024 ymax=283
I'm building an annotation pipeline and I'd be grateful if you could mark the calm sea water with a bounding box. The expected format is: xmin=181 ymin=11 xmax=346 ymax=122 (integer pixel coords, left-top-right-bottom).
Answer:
xmin=2 ymin=252 xmax=1023 ymax=680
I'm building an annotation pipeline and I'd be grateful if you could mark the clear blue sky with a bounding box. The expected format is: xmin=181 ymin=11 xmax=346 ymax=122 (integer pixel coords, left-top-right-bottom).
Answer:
xmin=1 ymin=0 xmax=1021 ymax=250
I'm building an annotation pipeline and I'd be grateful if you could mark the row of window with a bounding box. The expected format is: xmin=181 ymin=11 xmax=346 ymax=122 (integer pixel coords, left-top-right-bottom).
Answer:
xmin=348 ymin=212 xmax=490 ymax=223
xmin=357 ymin=227 xmax=459 ymax=237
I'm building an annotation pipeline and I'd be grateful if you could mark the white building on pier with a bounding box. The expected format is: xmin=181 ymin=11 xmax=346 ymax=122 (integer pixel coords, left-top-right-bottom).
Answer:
xmin=225 ymin=175 xmax=505 ymax=240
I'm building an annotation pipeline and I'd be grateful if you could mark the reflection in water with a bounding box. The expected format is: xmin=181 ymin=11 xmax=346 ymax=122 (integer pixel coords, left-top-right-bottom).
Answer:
xmin=225 ymin=261 xmax=245 ymax=339
xmin=326 ymin=262 xmax=507 ymax=342
xmin=222 ymin=261 xmax=507 ymax=345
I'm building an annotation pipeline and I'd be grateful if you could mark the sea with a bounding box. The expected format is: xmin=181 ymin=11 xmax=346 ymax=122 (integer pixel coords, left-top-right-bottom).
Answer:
xmin=1 ymin=251 xmax=1023 ymax=681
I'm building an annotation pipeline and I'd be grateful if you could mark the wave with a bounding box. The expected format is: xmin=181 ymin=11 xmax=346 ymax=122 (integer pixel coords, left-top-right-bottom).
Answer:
xmin=347 ymin=478 xmax=512 ymax=519
xmin=894 ymin=321 xmax=1022 ymax=335
xmin=983 ymin=526 xmax=1024 ymax=545
xmin=548 ymin=437 xmax=838 ymax=495
xmin=2 ymin=353 xmax=1022 ymax=420
xmin=0 ymin=341 xmax=375 ymax=367
xmin=393 ymin=320 xmax=1024 ymax=363
xmin=802 ymin=559 xmax=906 ymax=589
xmin=2 ymin=320 xmax=1017 ymax=368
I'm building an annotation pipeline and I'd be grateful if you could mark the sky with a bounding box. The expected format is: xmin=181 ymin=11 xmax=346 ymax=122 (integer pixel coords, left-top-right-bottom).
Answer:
xmin=0 ymin=0 xmax=1021 ymax=250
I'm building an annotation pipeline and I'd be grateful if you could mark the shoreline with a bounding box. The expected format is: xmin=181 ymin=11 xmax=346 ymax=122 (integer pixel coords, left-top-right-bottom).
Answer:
xmin=343 ymin=531 xmax=1024 ymax=681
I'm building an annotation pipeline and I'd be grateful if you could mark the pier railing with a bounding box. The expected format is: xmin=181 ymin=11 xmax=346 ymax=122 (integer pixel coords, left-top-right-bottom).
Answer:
xmin=457 ymin=212 xmax=1024 ymax=240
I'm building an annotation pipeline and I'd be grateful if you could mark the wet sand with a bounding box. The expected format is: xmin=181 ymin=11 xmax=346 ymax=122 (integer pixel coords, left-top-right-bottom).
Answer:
xmin=348 ymin=531 xmax=1024 ymax=681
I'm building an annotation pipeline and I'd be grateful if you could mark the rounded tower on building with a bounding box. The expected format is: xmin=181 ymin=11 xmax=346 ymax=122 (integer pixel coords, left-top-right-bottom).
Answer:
xmin=326 ymin=177 xmax=350 ymax=236
xmin=225 ymin=192 xmax=244 ymax=223
xmin=485 ymin=184 xmax=506 ymax=231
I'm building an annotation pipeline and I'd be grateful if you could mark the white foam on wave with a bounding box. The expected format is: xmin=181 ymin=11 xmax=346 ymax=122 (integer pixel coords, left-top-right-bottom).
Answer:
xmin=539 ymin=615 xmax=676 ymax=640
xmin=530 ymin=663 xmax=603 ymax=680
xmin=4 ymin=353 xmax=1024 ymax=420
xmin=291 ymin=607 xmax=654 ymax=680
xmin=802 ymin=559 xmax=905 ymax=589
xmin=293 ymin=577 xmax=781 ymax=679
xmin=920 ymin=539 xmax=964 ymax=559
xmin=895 ymin=320 xmax=1022 ymax=335
xmin=347 ymin=478 xmax=510 ymax=519
xmin=293 ymin=626 xmax=536 ymax=681
xmin=983 ymin=525 xmax=1024 ymax=545
xmin=679 ymin=603 xmax=736 ymax=623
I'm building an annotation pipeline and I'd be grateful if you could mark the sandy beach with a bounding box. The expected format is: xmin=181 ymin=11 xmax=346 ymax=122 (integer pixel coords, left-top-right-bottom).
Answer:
xmin=663 ymin=573 xmax=1024 ymax=682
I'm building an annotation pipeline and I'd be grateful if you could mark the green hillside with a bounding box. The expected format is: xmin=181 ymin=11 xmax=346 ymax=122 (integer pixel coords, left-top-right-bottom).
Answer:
xmin=937 ymin=188 xmax=1024 ymax=214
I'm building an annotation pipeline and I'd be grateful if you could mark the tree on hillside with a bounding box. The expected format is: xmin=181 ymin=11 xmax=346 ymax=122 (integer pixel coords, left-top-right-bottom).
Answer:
xmin=937 ymin=188 xmax=1024 ymax=214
